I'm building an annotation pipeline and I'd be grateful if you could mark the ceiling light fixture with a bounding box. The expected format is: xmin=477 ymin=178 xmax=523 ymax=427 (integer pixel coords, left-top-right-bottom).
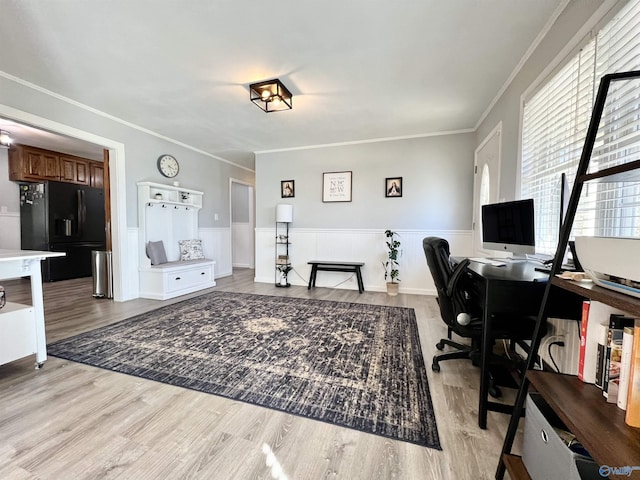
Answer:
xmin=250 ymin=79 xmax=292 ymax=112
xmin=0 ymin=130 xmax=12 ymax=148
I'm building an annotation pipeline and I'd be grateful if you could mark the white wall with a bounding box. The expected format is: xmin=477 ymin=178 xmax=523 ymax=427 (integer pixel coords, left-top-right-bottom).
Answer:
xmin=255 ymin=133 xmax=476 ymax=294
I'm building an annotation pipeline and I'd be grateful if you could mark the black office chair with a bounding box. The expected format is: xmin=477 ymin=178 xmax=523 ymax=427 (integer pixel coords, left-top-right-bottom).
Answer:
xmin=423 ymin=237 xmax=484 ymax=373
xmin=423 ymin=237 xmax=543 ymax=394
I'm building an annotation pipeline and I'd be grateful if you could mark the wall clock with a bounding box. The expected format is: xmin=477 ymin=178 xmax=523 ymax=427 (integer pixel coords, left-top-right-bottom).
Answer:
xmin=157 ymin=154 xmax=179 ymax=178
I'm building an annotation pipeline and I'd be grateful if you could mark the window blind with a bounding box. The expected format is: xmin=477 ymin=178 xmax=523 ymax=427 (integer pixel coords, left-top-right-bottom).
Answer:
xmin=521 ymin=0 xmax=640 ymax=254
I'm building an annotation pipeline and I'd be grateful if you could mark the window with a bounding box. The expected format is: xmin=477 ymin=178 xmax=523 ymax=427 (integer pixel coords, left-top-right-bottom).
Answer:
xmin=521 ymin=0 xmax=640 ymax=254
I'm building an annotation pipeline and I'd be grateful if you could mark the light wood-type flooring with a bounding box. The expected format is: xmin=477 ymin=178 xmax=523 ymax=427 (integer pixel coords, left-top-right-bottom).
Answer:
xmin=0 ymin=269 xmax=522 ymax=479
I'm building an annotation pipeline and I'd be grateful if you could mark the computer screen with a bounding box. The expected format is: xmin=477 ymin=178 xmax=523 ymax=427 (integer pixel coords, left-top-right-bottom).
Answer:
xmin=481 ymin=199 xmax=535 ymax=255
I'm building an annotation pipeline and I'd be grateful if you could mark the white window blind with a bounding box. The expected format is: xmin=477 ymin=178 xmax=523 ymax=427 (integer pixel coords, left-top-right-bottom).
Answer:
xmin=521 ymin=0 xmax=640 ymax=254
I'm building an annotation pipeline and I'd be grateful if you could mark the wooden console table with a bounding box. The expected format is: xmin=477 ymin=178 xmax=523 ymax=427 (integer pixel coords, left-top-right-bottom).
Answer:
xmin=0 ymin=249 xmax=65 ymax=368
xmin=307 ymin=261 xmax=365 ymax=293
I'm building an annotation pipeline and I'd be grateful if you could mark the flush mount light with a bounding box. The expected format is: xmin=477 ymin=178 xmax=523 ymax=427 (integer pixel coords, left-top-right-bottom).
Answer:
xmin=0 ymin=130 xmax=12 ymax=148
xmin=249 ymin=79 xmax=293 ymax=112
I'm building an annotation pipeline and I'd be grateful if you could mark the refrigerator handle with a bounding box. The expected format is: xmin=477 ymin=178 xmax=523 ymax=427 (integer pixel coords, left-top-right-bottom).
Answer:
xmin=77 ymin=189 xmax=86 ymax=236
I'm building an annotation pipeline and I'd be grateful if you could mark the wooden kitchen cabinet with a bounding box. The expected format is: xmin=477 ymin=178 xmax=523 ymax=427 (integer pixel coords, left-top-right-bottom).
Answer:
xmin=90 ymin=162 xmax=104 ymax=188
xmin=60 ymin=155 xmax=90 ymax=185
xmin=8 ymin=144 xmax=103 ymax=187
xmin=9 ymin=144 xmax=60 ymax=181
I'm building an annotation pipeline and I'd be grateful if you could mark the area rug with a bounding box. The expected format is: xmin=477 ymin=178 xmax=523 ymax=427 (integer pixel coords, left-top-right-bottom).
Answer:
xmin=48 ymin=291 xmax=440 ymax=449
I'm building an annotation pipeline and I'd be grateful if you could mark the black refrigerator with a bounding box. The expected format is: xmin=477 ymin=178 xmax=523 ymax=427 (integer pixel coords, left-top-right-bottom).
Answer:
xmin=20 ymin=181 xmax=106 ymax=281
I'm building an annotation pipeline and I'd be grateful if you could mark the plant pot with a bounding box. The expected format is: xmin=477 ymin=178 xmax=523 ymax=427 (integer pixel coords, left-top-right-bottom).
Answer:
xmin=386 ymin=282 xmax=399 ymax=296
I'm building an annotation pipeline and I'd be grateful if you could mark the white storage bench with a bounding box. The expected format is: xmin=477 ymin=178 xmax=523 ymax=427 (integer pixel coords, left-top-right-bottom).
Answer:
xmin=137 ymin=182 xmax=217 ymax=301
xmin=139 ymin=259 xmax=216 ymax=300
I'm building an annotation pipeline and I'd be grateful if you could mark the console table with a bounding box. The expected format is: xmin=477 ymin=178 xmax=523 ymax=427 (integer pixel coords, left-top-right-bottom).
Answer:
xmin=0 ymin=249 xmax=65 ymax=368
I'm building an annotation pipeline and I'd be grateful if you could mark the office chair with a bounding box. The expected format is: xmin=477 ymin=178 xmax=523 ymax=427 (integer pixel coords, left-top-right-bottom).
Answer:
xmin=423 ymin=237 xmax=484 ymax=373
xmin=423 ymin=237 xmax=543 ymax=396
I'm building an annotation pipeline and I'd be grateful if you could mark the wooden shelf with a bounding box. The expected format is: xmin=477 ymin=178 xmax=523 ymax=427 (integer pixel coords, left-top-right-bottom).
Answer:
xmin=550 ymin=277 xmax=640 ymax=313
xmin=502 ymin=454 xmax=531 ymax=480
xmin=578 ymin=159 xmax=640 ymax=183
xmin=527 ymin=371 xmax=640 ymax=469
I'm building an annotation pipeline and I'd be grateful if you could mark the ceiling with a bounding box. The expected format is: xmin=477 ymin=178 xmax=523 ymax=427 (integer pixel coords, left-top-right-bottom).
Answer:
xmin=0 ymin=0 xmax=565 ymax=168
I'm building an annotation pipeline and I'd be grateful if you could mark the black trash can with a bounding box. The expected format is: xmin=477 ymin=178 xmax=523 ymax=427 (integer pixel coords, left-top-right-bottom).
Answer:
xmin=92 ymin=250 xmax=113 ymax=298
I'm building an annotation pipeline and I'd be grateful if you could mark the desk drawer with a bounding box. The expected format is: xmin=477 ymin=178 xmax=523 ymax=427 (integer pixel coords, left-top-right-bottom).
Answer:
xmin=166 ymin=264 xmax=213 ymax=292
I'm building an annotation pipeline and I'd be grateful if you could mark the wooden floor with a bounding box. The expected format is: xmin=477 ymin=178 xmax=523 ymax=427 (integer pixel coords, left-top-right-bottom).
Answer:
xmin=0 ymin=269 xmax=521 ymax=479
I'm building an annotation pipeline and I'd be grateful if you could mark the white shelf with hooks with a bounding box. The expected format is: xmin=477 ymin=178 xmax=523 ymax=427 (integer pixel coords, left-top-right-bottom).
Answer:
xmin=137 ymin=182 xmax=215 ymax=300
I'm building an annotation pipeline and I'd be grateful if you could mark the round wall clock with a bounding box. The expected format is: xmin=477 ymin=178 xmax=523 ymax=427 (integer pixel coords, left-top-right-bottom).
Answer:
xmin=157 ymin=154 xmax=179 ymax=178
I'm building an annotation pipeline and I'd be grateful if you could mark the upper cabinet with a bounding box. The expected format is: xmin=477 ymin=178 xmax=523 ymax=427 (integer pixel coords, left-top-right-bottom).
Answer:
xmin=90 ymin=162 xmax=104 ymax=189
xmin=59 ymin=155 xmax=90 ymax=185
xmin=8 ymin=144 xmax=103 ymax=187
xmin=10 ymin=145 xmax=60 ymax=181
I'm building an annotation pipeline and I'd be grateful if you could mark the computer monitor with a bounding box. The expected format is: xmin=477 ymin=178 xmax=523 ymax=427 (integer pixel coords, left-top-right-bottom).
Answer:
xmin=481 ymin=199 xmax=535 ymax=255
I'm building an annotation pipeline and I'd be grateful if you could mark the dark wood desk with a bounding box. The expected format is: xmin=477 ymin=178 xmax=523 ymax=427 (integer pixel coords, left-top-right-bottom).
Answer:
xmin=464 ymin=259 xmax=583 ymax=429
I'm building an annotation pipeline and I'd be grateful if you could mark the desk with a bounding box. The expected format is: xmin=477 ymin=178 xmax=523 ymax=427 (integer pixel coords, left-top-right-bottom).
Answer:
xmin=0 ymin=249 xmax=65 ymax=368
xmin=464 ymin=259 xmax=583 ymax=429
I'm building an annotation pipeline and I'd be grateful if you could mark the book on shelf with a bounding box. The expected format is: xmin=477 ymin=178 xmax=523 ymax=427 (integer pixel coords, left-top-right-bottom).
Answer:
xmin=595 ymin=322 xmax=608 ymax=390
xmin=578 ymin=300 xmax=591 ymax=382
xmin=603 ymin=315 xmax=633 ymax=402
xmin=579 ymin=301 xmax=625 ymax=385
xmin=618 ymin=325 xmax=635 ymax=410
xmin=625 ymin=319 xmax=640 ymax=428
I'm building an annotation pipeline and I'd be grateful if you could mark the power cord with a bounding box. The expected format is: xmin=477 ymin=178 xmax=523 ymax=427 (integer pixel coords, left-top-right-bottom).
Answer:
xmin=548 ymin=340 xmax=565 ymax=373
xmin=289 ymin=266 xmax=356 ymax=289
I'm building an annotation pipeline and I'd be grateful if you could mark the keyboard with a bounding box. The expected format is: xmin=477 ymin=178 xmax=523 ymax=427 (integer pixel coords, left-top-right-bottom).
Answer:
xmin=526 ymin=253 xmax=554 ymax=263
xmin=469 ymin=258 xmax=506 ymax=267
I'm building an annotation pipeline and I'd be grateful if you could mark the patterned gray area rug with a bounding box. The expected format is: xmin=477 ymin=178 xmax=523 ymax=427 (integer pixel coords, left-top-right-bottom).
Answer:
xmin=48 ymin=291 xmax=440 ymax=449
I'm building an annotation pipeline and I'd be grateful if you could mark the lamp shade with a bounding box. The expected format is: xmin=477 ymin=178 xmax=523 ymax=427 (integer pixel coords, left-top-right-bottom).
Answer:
xmin=276 ymin=204 xmax=293 ymax=223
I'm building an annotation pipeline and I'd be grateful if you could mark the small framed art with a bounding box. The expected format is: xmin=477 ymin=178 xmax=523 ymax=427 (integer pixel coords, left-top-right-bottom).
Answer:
xmin=281 ymin=180 xmax=295 ymax=198
xmin=385 ymin=177 xmax=402 ymax=198
xmin=323 ymin=171 xmax=352 ymax=202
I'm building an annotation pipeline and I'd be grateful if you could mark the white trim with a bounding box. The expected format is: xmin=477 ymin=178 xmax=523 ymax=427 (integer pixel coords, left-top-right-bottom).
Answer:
xmin=254 ymin=227 xmax=471 ymax=235
xmin=255 ymin=128 xmax=475 ymax=154
xmin=229 ymin=178 xmax=256 ymax=270
xmin=0 ymin=70 xmax=254 ymax=173
xmin=473 ymin=122 xmax=502 ymax=256
xmin=0 ymin=103 xmax=132 ymax=302
xmin=0 ymin=212 xmax=19 ymax=217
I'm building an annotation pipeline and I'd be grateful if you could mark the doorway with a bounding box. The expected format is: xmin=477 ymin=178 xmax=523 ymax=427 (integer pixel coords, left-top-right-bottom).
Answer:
xmin=472 ymin=122 xmax=502 ymax=256
xmin=229 ymin=179 xmax=255 ymax=269
xmin=0 ymin=104 xmax=128 ymax=301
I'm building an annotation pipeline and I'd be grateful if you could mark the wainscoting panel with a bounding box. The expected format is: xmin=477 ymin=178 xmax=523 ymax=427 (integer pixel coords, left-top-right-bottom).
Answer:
xmin=0 ymin=212 xmax=20 ymax=250
xmin=199 ymin=227 xmax=232 ymax=278
xmin=255 ymin=228 xmax=473 ymax=295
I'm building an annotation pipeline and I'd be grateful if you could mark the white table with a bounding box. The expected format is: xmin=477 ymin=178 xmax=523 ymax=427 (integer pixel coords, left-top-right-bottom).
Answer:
xmin=0 ymin=249 xmax=65 ymax=368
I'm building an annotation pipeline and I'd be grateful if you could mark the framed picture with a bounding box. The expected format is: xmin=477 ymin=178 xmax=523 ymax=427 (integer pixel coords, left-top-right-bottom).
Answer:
xmin=385 ymin=177 xmax=403 ymax=198
xmin=323 ymin=171 xmax=352 ymax=202
xmin=281 ymin=180 xmax=295 ymax=198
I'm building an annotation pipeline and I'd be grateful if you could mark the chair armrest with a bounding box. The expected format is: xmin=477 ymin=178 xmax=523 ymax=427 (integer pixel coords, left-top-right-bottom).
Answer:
xmin=446 ymin=258 xmax=470 ymax=297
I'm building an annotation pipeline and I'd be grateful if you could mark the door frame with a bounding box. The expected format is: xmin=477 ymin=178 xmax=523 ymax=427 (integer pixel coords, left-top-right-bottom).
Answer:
xmin=472 ymin=122 xmax=502 ymax=257
xmin=0 ymin=103 xmax=130 ymax=301
xmin=228 ymin=178 xmax=255 ymax=270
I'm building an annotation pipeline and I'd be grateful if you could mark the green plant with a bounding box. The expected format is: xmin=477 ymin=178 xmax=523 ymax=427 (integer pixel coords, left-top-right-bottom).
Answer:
xmin=383 ymin=229 xmax=401 ymax=283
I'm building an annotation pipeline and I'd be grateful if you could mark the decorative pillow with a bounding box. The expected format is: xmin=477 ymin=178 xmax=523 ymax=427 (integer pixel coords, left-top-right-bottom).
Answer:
xmin=179 ymin=239 xmax=205 ymax=261
xmin=146 ymin=240 xmax=168 ymax=265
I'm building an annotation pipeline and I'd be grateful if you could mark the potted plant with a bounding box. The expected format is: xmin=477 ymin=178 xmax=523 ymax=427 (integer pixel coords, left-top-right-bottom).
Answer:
xmin=383 ymin=229 xmax=401 ymax=296
xmin=276 ymin=264 xmax=292 ymax=287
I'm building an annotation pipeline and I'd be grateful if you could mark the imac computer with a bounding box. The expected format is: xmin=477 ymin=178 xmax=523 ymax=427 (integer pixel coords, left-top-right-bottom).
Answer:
xmin=481 ymin=199 xmax=535 ymax=256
